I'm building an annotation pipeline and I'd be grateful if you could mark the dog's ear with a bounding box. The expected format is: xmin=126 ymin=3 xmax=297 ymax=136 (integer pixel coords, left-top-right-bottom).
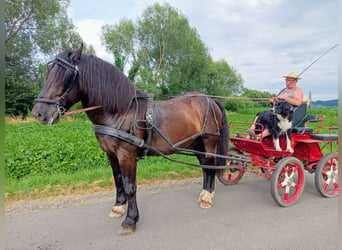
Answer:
xmin=286 ymin=103 xmax=294 ymax=114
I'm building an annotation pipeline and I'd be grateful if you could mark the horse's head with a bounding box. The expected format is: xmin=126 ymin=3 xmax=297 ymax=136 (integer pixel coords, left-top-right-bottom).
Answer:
xmin=32 ymin=45 xmax=83 ymax=125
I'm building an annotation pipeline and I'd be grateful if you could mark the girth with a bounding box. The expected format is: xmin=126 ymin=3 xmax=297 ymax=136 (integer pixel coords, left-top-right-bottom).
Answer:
xmin=92 ymin=124 xmax=145 ymax=148
xmin=93 ymin=94 xmax=155 ymax=155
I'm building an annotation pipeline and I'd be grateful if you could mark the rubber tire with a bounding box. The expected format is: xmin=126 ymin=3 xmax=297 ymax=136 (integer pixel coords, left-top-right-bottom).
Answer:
xmin=270 ymin=157 xmax=305 ymax=207
xmin=314 ymin=152 xmax=338 ymax=198
xmin=217 ymin=147 xmax=245 ymax=185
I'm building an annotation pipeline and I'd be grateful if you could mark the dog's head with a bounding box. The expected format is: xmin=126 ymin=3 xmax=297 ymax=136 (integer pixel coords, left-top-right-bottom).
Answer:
xmin=273 ymin=100 xmax=293 ymax=117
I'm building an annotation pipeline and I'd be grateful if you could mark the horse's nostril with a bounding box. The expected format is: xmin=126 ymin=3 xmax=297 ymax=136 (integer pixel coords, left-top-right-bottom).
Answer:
xmin=32 ymin=109 xmax=42 ymax=119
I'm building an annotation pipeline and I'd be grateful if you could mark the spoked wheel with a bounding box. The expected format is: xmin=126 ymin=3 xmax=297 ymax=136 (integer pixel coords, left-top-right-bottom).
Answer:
xmin=315 ymin=152 xmax=338 ymax=198
xmin=218 ymin=147 xmax=246 ymax=185
xmin=270 ymin=157 xmax=305 ymax=207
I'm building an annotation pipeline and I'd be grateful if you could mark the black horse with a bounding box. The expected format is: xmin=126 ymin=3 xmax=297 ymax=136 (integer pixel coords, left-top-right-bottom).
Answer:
xmin=32 ymin=45 xmax=228 ymax=234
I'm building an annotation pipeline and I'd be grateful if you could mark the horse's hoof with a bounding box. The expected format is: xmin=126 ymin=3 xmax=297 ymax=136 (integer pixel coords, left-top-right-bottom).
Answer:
xmin=198 ymin=190 xmax=206 ymax=202
xmin=109 ymin=204 xmax=126 ymax=218
xmin=200 ymin=201 xmax=212 ymax=209
xmin=117 ymin=226 xmax=135 ymax=235
xmin=198 ymin=190 xmax=214 ymax=209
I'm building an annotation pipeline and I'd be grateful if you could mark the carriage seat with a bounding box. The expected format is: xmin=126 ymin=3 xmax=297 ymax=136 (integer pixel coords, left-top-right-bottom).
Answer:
xmin=292 ymin=102 xmax=308 ymax=127
xmin=291 ymin=102 xmax=312 ymax=134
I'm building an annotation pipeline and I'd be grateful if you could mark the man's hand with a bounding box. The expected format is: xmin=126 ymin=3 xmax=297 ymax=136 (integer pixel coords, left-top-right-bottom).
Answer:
xmin=269 ymin=97 xmax=276 ymax=106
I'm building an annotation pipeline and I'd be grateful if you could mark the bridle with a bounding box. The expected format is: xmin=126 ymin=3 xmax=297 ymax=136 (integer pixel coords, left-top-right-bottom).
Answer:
xmin=34 ymin=57 xmax=79 ymax=117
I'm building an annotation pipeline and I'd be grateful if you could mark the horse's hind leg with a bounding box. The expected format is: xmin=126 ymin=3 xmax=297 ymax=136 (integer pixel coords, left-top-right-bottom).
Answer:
xmin=196 ymin=152 xmax=216 ymax=209
xmin=197 ymin=135 xmax=220 ymax=208
xmin=199 ymin=167 xmax=216 ymax=208
xmin=107 ymin=153 xmax=127 ymax=218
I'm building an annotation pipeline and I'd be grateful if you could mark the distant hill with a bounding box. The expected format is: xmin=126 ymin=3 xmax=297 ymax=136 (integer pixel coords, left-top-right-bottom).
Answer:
xmin=311 ymin=99 xmax=338 ymax=108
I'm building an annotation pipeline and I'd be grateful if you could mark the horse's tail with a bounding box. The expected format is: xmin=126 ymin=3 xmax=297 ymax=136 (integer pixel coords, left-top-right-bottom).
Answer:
xmin=214 ymin=100 xmax=229 ymax=168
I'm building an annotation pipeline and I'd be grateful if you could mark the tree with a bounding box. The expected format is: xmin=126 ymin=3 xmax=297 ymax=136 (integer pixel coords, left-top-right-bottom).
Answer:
xmin=242 ymin=88 xmax=274 ymax=99
xmin=102 ymin=19 xmax=139 ymax=75
xmin=102 ymin=3 xmax=244 ymax=96
xmin=5 ymin=0 xmax=85 ymax=117
xmin=136 ymin=3 xmax=210 ymax=94
xmin=207 ymin=60 xmax=243 ymax=96
xmin=241 ymin=88 xmax=274 ymax=107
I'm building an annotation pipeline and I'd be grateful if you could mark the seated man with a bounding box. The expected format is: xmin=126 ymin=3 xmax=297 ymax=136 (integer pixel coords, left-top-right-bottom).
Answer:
xmin=247 ymin=72 xmax=303 ymax=140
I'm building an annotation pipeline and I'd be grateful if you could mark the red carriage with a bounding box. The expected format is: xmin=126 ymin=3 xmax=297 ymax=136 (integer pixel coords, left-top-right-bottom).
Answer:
xmin=219 ymin=109 xmax=338 ymax=207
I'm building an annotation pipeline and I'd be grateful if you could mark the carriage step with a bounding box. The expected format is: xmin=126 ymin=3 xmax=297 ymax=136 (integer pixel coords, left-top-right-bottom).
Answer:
xmin=310 ymin=134 xmax=338 ymax=141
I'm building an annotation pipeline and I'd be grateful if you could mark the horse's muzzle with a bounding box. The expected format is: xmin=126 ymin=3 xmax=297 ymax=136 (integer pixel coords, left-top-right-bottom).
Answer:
xmin=32 ymin=103 xmax=60 ymax=125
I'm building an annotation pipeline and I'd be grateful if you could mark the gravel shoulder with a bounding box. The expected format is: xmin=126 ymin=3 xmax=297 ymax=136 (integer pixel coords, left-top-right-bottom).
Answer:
xmin=5 ymin=173 xmax=259 ymax=216
xmin=5 ymin=178 xmax=203 ymax=215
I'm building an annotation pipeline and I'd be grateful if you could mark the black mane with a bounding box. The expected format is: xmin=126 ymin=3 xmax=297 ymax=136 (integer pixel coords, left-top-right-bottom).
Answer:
xmin=59 ymin=49 xmax=138 ymax=114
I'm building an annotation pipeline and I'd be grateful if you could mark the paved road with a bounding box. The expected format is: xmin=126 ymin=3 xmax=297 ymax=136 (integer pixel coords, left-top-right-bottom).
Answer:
xmin=5 ymin=173 xmax=338 ymax=250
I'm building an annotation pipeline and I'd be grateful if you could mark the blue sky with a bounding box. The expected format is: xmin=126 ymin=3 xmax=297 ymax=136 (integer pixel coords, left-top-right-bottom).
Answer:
xmin=68 ymin=0 xmax=338 ymax=101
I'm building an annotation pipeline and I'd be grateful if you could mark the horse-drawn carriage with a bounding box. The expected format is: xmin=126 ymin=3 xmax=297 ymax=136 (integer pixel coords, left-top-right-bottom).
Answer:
xmin=219 ymin=106 xmax=338 ymax=207
xmin=32 ymin=45 xmax=338 ymax=233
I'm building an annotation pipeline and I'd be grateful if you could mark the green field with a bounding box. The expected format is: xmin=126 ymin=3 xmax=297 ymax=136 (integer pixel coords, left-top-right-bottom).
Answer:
xmin=5 ymin=108 xmax=338 ymax=202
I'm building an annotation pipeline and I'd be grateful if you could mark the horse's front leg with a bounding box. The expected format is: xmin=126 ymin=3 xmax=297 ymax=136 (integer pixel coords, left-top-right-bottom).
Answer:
xmin=117 ymin=155 xmax=139 ymax=235
xmin=107 ymin=153 xmax=127 ymax=218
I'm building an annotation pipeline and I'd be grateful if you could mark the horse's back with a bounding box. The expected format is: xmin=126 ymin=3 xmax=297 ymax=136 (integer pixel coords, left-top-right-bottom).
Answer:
xmin=150 ymin=94 xmax=222 ymax=152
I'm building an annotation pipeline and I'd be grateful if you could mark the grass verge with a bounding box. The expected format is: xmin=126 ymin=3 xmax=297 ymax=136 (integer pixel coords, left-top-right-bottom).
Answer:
xmin=5 ymin=155 xmax=203 ymax=204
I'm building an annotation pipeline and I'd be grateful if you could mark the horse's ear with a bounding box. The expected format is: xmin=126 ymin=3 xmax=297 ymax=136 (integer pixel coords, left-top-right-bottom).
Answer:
xmin=72 ymin=43 xmax=83 ymax=62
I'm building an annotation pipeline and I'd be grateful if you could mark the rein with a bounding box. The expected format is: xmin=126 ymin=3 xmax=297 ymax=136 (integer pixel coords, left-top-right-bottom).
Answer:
xmin=65 ymin=105 xmax=103 ymax=116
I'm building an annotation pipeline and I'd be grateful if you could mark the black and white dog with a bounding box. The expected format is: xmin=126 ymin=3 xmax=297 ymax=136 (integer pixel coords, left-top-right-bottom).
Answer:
xmin=254 ymin=100 xmax=294 ymax=152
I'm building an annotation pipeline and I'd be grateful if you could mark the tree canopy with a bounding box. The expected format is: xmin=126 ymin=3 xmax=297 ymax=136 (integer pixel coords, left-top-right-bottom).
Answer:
xmin=5 ymin=0 xmax=88 ymax=117
xmin=5 ymin=2 xmax=252 ymax=117
xmin=102 ymin=3 xmax=243 ymax=96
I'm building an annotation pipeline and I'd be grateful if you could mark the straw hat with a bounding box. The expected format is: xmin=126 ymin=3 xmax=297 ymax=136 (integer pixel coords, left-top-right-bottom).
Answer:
xmin=283 ymin=72 xmax=301 ymax=79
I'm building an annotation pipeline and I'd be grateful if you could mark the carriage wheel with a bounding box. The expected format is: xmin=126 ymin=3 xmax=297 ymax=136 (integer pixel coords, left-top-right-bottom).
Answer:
xmin=270 ymin=157 xmax=305 ymax=207
xmin=217 ymin=147 xmax=245 ymax=185
xmin=314 ymin=152 xmax=338 ymax=198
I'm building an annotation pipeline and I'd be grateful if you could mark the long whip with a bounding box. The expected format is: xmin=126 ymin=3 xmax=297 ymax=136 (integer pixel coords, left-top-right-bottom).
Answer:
xmin=297 ymin=43 xmax=338 ymax=77
xmin=276 ymin=44 xmax=338 ymax=97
